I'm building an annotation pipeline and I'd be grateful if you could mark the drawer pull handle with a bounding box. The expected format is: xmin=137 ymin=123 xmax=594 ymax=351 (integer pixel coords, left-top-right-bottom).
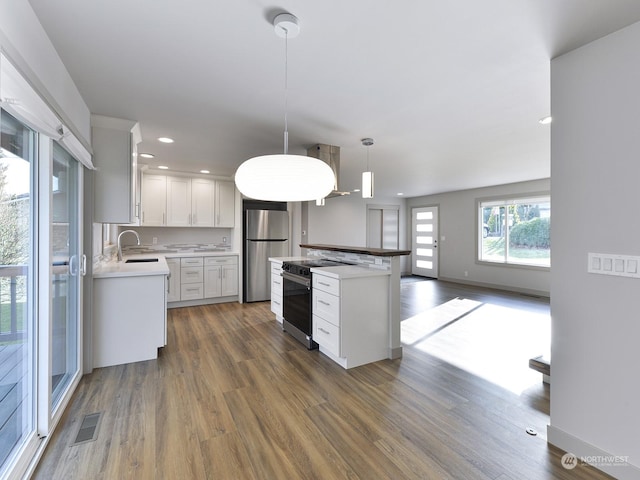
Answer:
xmin=273 ymin=300 xmax=280 ymax=306
xmin=318 ymin=300 xmax=331 ymax=306
xmin=318 ymin=281 xmax=330 ymax=287
xmin=318 ymin=328 xmax=330 ymax=335
xmin=186 ymin=288 xmax=199 ymax=292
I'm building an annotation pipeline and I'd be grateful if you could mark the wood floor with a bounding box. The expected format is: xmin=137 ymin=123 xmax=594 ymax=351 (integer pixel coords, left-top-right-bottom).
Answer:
xmin=33 ymin=279 xmax=613 ymax=480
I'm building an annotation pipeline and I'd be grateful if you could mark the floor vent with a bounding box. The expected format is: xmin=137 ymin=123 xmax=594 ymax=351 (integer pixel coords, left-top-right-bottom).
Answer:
xmin=72 ymin=412 xmax=102 ymax=446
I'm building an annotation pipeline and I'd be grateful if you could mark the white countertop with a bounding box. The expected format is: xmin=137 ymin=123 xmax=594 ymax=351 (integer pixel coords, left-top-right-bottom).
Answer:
xmin=164 ymin=251 xmax=239 ymax=259
xmin=94 ymin=249 xmax=239 ymax=279
xmin=93 ymin=255 xmax=170 ymax=279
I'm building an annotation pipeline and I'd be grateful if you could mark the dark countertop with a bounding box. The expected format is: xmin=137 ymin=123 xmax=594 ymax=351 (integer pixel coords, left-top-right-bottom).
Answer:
xmin=300 ymin=243 xmax=411 ymax=257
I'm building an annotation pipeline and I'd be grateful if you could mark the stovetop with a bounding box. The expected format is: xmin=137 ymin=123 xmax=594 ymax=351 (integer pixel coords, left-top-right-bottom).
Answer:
xmin=282 ymin=259 xmax=351 ymax=276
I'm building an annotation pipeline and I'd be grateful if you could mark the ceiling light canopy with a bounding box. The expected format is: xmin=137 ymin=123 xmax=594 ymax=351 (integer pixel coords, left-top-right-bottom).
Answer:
xmin=234 ymin=13 xmax=334 ymax=202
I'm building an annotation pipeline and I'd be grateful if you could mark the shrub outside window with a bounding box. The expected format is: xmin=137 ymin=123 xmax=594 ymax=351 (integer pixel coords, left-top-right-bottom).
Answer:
xmin=478 ymin=196 xmax=550 ymax=268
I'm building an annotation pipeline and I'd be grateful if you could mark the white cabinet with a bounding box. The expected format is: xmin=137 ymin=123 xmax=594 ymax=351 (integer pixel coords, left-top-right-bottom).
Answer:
xmin=270 ymin=261 xmax=284 ymax=323
xmin=180 ymin=257 xmax=204 ymax=300
xmin=141 ymin=174 xmax=167 ymax=226
xmin=93 ymin=274 xmax=166 ymax=368
xmin=92 ymin=115 xmax=141 ymax=224
xmin=192 ymin=178 xmax=215 ymax=226
xmin=215 ymin=180 xmax=235 ymax=227
xmin=204 ymin=256 xmax=238 ymax=298
xmin=166 ymin=176 xmax=192 ymax=226
xmin=312 ymin=271 xmax=389 ymax=369
xmin=141 ymin=174 xmax=235 ymax=227
xmin=166 ymin=258 xmax=181 ymax=302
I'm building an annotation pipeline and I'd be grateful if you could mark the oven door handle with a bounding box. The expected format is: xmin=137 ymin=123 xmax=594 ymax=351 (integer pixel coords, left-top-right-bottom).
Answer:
xmin=282 ymin=271 xmax=311 ymax=289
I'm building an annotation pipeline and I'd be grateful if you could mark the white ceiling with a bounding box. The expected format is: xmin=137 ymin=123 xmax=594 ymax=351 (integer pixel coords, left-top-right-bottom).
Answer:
xmin=27 ymin=0 xmax=640 ymax=198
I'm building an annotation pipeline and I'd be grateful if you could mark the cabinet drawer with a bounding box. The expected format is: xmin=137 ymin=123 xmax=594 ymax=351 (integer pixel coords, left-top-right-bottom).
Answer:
xmin=204 ymin=256 xmax=237 ymax=266
xmin=313 ymin=289 xmax=340 ymax=327
xmin=271 ymin=272 xmax=283 ymax=294
xmin=181 ymin=257 xmax=203 ymax=267
xmin=181 ymin=283 xmax=204 ymax=300
xmin=271 ymin=262 xmax=283 ymax=275
xmin=313 ymin=274 xmax=339 ymax=296
xmin=181 ymin=266 xmax=203 ymax=284
xmin=313 ymin=315 xmax=340 ymax=357
xmin=271 ymin=292 xmax=283 ymax=317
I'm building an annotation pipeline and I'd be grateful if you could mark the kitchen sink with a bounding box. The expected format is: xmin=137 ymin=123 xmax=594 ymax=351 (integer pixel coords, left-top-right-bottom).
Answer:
xmin=125 ymin=258 xmax=159 ymax=263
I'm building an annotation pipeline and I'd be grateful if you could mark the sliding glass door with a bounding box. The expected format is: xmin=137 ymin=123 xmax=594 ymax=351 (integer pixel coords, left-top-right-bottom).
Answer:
xmin=51 ymin=142 xmax=80 ymax=410
xmin=0 ymin=110 xmax=83 ymax=477
xmin=0 ymin=110 xmax=37 ymax=471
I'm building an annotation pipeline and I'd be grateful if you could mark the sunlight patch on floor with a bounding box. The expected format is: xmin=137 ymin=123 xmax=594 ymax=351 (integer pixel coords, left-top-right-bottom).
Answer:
xmin=401 ymin=298 xmax=550 ymax=394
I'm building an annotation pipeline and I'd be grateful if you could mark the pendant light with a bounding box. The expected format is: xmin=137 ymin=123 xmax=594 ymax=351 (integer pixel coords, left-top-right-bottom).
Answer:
xmin=361 ymin=138 xmax=374 ymax=198
xmin=234 ymin=13 xmax=335 ymax=202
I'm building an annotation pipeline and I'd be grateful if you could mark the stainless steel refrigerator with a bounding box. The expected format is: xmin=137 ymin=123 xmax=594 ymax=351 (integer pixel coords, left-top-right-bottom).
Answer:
xmin=244 ymin=209 xmax=289 ymax=302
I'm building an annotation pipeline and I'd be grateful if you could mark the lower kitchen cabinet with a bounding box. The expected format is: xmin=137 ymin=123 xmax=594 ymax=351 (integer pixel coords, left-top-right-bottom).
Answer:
xmin=204 ymin=256 xmax=238 ymax=298
xmin=270 ymin=260 xmax=284 ymax=323
xmin=180 ymin=257 xmax=204 ymax=300
xmin=312 ymin=271 xmax=389 ymax=369
xmin=166 ymin=258 xmax=180 ymax=302
xmin=93 ymin=273 xmax=167 ymax=368
xmin=167 ymin=255 xmax=238 ymax=305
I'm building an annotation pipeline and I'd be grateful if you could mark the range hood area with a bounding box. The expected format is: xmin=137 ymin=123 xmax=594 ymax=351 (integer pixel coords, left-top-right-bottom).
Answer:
xmin=306 ymin=144 xmax=351 ymax=199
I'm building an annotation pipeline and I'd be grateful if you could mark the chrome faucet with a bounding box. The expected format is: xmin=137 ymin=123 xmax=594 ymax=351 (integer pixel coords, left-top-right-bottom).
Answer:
xmin=117 ymin=229 xmax=141 ymax=262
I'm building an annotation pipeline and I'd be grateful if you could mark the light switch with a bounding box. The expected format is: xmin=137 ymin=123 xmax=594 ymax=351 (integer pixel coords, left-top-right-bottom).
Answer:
xmin=627 ymin=260 xmax=638 ymax=274
xmin=615 ymin=259 xmax=625 ymax=272
xmin=591 ymin=256 xmax=601 ymax=270
xmin=603 ymin=258 xmax=613 ymax=271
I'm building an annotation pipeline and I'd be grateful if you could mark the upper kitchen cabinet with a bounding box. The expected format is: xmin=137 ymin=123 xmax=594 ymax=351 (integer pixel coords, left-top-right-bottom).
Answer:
xmin=141 ymin=173 xmax=235 ymax=227
xmin=141 ymin=174 xmax=167 ymax=226
xmin=166 ymin=176 xmax=192 ymax=226
xmin=215 ymin=180 xmax=235 ymax=227
xmin=91 ymin=115 xmax=141 ymax=224
xmin=191 ymin=178 xmax=215 ymax=227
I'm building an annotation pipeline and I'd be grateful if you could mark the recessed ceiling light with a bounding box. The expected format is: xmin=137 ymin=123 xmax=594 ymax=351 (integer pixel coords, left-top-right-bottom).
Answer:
xmin=158 ymin=165 xmax=169 ymax=170
xmin=139 ymin=153 xmax=155 ymax=158
xmin=397 ymin=193 xmax=404 ymax=196
xmin=353 ymin=188 xmax=361 ymax=193
xmin=158 ymin=137 xmax=174 ymax=143
xmin=539 ymin=116 xmax=552 ymax=125
xmin=200 ymin=170 xmax=210 ymax=174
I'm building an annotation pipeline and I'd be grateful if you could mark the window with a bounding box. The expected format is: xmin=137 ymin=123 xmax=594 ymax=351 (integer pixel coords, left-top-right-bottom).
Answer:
xmin=478 ymin=195 xmax=550 ymax=268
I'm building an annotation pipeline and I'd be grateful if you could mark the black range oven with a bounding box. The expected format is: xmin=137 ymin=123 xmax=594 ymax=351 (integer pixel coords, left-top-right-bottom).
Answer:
xmin=281 ymin=259 xmax=348 ymax=349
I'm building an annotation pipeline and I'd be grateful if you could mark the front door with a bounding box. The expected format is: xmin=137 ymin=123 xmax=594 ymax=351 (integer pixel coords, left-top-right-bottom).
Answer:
xmin=411 ymin=206 xmax=439 ymax=278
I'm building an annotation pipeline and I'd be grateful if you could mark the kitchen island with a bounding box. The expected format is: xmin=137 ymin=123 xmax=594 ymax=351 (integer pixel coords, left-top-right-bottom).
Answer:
xmin=272 ymin=244 xmax=410 ymax=368
xmin=302 ymin=243 xmax=410 ymax=363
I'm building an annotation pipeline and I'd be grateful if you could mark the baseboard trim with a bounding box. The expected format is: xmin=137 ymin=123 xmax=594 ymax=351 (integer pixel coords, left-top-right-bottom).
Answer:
xmin=389 ymin=346 xmax=403 ymax=360
xmin=547 ymin=425 xmax=640 ymax=480
xmin=437 ymin=276 xmax=549 ymax=298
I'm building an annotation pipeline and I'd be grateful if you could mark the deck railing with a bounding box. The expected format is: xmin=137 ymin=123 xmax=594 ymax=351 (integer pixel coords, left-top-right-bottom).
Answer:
xmin=0 ymin=265 xmax=28 ymax=343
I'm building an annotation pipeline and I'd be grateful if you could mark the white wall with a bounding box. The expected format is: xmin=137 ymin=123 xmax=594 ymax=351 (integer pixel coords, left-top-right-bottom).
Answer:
xmin=406 ymin=179 xmax=551 ymax=295
xmin=0 ymin=0 xmax=91 ymax=146
xmin=303 ymin=193 xmax=409 ymax=271
xmin=549 ymin=21 xmax=640 ymax=479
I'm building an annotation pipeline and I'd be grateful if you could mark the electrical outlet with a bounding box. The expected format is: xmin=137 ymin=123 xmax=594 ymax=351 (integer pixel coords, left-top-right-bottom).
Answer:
xmin=222 ymin=237 xmax=227 ymax=244
xmin=152 ymin=237 xmax=158 ymax=245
